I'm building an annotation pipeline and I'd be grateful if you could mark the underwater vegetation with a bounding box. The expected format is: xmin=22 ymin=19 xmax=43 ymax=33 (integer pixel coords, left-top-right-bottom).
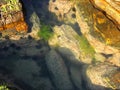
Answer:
xmin=38 ymin=24 xmax=53 ymax=41
xmin=75 ymin=35 xmax=95 ymax=58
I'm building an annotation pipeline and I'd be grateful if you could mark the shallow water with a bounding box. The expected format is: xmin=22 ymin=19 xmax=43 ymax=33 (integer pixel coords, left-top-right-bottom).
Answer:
xmin=0 ymin=0 xmax=119 ymax=90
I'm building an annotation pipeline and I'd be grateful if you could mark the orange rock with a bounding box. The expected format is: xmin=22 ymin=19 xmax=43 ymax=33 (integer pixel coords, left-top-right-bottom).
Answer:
xmin=0 ymin=27 xmax=3 ymax=31
xmin=15 ymin=21 xmax=28 ymax=33
xmin=0 ymin=19 xmax=28 ymax=33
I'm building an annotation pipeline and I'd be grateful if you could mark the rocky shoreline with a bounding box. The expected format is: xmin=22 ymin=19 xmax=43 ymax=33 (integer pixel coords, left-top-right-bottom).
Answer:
xmin=0 ymin=0 xmax=120 ymax=90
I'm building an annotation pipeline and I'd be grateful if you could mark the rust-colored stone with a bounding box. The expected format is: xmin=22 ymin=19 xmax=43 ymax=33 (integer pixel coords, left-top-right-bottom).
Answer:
xmin=0 ymin=27 xmax=3 ymax=31
xmin=15 ymin=21 xmax=28 ymax=33
xmin=0 ymin=18 xmax=28 ymax=33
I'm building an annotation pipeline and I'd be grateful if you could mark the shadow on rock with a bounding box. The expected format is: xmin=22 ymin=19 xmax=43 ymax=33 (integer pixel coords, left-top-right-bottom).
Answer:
xmin=0 ymin=38 xmax=112 ymax=90
xmin=21 ymin=0 xmax=63 ymax=33
xmin=0 ymin=37 xmax=52 ymax=90
xmin=45 ymin=47 xmax=112 ymax=90
xmin=0 ymin=0 xmax=117 ymax=90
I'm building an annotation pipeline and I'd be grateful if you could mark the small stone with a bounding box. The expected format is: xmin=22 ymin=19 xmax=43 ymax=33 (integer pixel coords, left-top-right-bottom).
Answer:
xmin=45 ymin=50 xmax=74 ymax=90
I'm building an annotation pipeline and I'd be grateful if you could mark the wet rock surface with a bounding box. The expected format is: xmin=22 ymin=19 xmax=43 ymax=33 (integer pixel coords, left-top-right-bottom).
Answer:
xmin=0 ymin=0 xmax=120 ymax=90
xmin=87 ymin=63 xmax=119 ymax=90
xmin=45 ymin=50 xmax=74 ymax=90
xmin=77 ymin=0 xmax=120 ymax=47
xmin=90 ymin=0 xmax=120 ymax=29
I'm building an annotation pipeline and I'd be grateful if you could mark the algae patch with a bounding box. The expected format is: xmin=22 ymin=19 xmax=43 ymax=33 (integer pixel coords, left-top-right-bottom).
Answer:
xmin=75 ymin=35 xmax=95 ymax=58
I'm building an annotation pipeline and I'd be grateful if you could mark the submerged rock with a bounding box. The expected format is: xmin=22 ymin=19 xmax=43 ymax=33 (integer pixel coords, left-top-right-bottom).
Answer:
xmin=45 ymin=50 xmax=74 ymax=90
xmin=13 ymin=59 xmax=54 ymax=90
xmin=0 ymin=0 xmax=120 ymax=90
xmin=70 ymin=66 xmax=82 ymax=90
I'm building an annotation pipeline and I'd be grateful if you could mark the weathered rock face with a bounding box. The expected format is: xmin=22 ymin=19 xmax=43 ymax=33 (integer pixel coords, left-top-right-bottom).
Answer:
xmin=49 ymin=0 xmax=120 ymax=66
xmin=0 ymin=0 xmax=28 ymax=35
xmin=87 ymin=63 xmax=120 ymax=90
xmin=74 ymin=0 xmax=120 ymax=66
xmin=49 ymin=25 xmax=80 ymax=60
xmin=90 ymin=0 xmax=120 ymax=29
xmin=0 ymin=0 xmax=120 ymax=90
xmin=75 ymin=0 xmax=120 ymax=47
xmin=48 ymin=0 xmax=120 ymax=89
xmin=49 ymin=25 xmax=94 ymax=64
xmin=49 ymin=0 xmax=75 ymax=20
